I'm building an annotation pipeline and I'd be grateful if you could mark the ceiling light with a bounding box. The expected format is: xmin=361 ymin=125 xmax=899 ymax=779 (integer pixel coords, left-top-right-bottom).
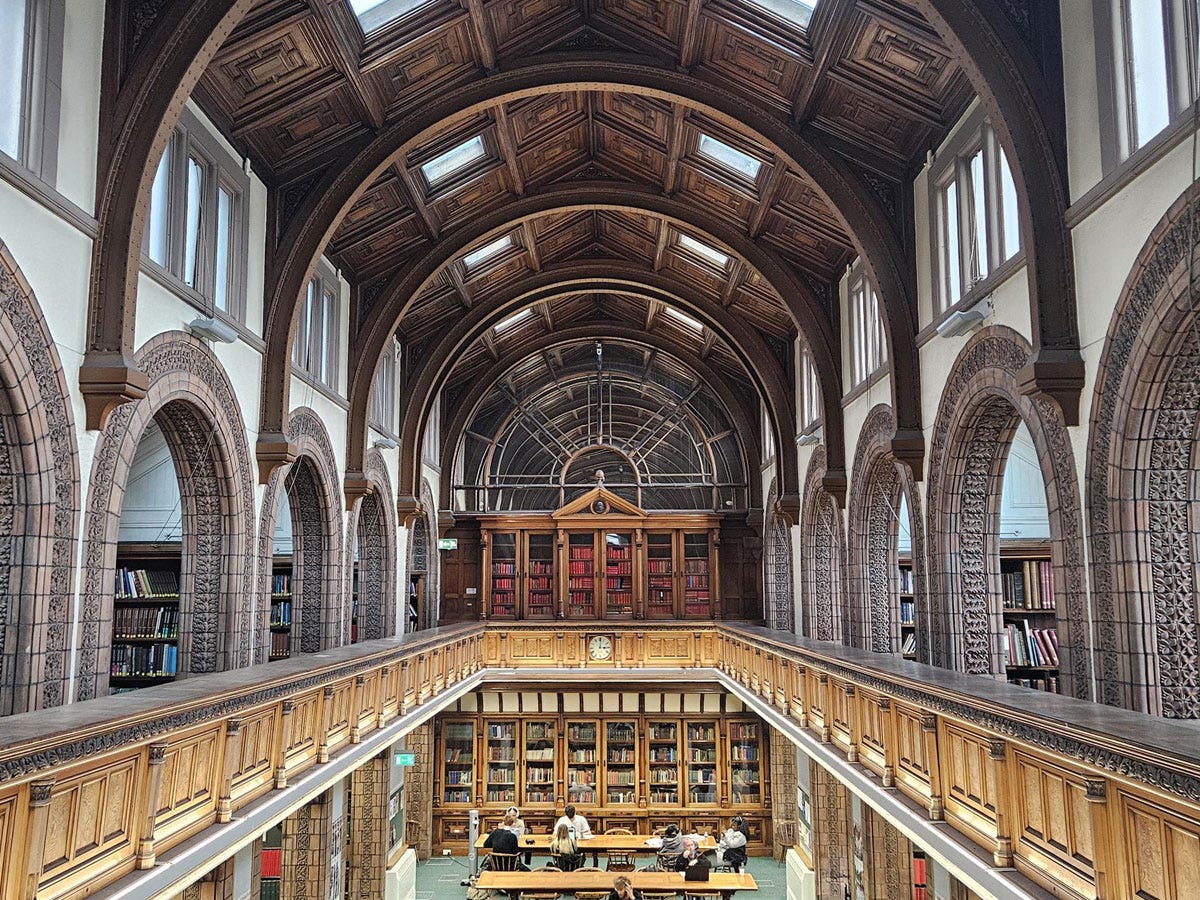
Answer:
xmin=677 ymin=233 xmax=730 ymax=269
xmin=420 ymin=135 xmax=486 ymax=185
xmin=349 ymin=0 xmax=430 ymax=31
xmin=496 ymin=308 xmax=532 ymax=331
xmin=748 ymin=0 xmax=819 ymax=28
xmin=665 ymin=307 xmax=703 ymax=331
xmin=697 ymin=134 xmax=762 ymax=180
xmin=464 ymin=235 xmax=513 ymax=269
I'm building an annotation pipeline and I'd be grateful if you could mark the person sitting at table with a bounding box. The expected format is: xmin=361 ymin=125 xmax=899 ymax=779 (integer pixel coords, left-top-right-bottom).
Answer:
xmin=505 ymin=805 xmax=532 ymax=865
xmin=718 ymin=816 xmax=749 ymax=872
xmin=674 ymin=836 xmax=711 ymax=877
xmin=607 ymin=874 xmax=643 ymax=900
xmin=645 ymin=823 xmax=683 ymax=870
xmin=549 ymin=822 xmax=582 ymax=871
xmin=553 ymin=804 xmax=593 ymax=839
xmin=483 ymin=811 xmax=528 ymax=870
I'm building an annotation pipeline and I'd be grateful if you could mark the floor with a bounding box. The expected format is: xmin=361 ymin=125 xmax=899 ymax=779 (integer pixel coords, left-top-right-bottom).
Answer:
xmin=416 ymin=854 xmax=786 ymax=899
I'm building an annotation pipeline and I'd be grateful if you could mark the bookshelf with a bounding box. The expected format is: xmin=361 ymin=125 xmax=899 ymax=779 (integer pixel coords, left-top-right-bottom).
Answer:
xmin=260 ymin=824 xmax=282 ymax=900
xmin=683 ymin=533 xmax=712 ymax=617
xmin=898 ymin=558 xmax=916 ymax=660
xmin=441 ymin=719 xmax=475 ymax=806
xmin=566 ymin=720 xmax=599 ymax=805
xmin=605 ymin=532 xmax=634 ymax=619
xmin=686 ymin=722 xmax=719 ymax=806
xmin=490 ymin=532 xmax=518 ymax=619
xmin=350 ymin=565 xmax=360 ymax=644
xmin=270 ymin=557 xmax=293 ymax=661
xmin=912 ymin=849 xmax=927 ymax=900
xmin=524 ymin=720 xmax=557 ymax=806
xmin=1000 ymin=544 xmax=1059 ymax=693
xmin=111 ymin=544 xmax=182 ymax=690
xmin=647 ymin=720 xmax=680 ymax=805
xmin=646 ymin=533 xmax=674 ymax=619
xmin=605 ymin=720 xmax=638 ymax=805
xmin=728 ymin=721 xmax=761 ymax=805
xmin=526 ymin=533 xmax=555 ymax=620
xmin=485 ymin=720 xmax=518 ymax=805
xmin=567 ymin=533 xmax=596 ymax=618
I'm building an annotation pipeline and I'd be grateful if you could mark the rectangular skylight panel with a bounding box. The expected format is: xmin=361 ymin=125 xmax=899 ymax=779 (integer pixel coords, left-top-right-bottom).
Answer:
xmin=665 ymin=307 xmax=703 ymax=331
xmin=464 ymin=235 xmax=513 ymax=269
xmin=697 ymin=134 xmax=762 ymax=180
xmin=749 ymin=0 xmax=818 ymax=28
xmin=420 ymin=135 xmax=486 ymax=185
xmin=350 ymin=0 xmax=429 ymax=31
xmin=496 ymin=308 xmax=533 ymax=332
xmin=678 ymin=233 xmax=730 ymax=269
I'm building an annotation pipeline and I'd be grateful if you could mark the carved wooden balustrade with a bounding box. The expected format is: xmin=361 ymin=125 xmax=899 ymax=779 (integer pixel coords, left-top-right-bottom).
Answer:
xmin=1 ymin=621 xmax=1198 ymax=899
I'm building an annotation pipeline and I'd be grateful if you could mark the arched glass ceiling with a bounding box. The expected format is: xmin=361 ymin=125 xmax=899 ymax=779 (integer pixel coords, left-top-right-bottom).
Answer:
xmin=455 ymin=341 xmax=749 ymax=512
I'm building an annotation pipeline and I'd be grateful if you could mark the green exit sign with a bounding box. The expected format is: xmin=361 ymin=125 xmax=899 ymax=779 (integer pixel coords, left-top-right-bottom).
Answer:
xmin=437 ymin=538 xmax=458 ymax=550
xmin=395 ymin=752 xmax=416 ymax=766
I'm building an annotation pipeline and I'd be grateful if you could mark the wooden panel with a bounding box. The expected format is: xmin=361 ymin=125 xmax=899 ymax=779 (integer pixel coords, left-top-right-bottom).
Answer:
xmin=1010 ymin=750 xmax=1095 ymax=895
xmin=155 ymin=728 xmax=221 ymax=845
xmin=942 ymin=723 xmax=997 ymax=840
xmin=230 ymin=707 xmax=277 ymax=805
xmin=893 ymin=704 xmax=930 ymax=801
xmin=1121 ymin=794 xmax=1200 ymax=900
xmin=640 ymin=632 xmax=695 ymax=666
xmin=857 ymin=691 xmax=888 ymax=778
xmin=285 ymin=690 xmax=322 ymax=770
xmin=326 ymin=681 xmax=355 ymax=754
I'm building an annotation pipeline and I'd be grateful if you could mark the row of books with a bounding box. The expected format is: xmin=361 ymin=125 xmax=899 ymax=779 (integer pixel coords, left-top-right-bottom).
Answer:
xmin=492 ymin=561 xmax=516 ymax=574
xmin=114 ymin=567 xmax=178 ymax=599
xmin=271 ymin=573 xmax=291 ymax=596
xmin=1009 ymin=674 xmax=1058 ymax=692
xmin=492 ymin=577 xmax=515 ymax=590
xmin=269 ymin=631 xmax=291 ymax=658
xmin=569 ymin=546 xmax=594 ymax=560
xmin=1002 ymin=560 xmax=1056 ymax=609
xmin=900 ymin=598 xmax=915 ymax=626
xmin=684 ymin=575 xmax=709 ymax=588
xmin=606 ymin=561 xmax=632 ymax=575
xmin=529 ymin=561 xmax=552 ymax=574
xmin=901 ymin=632 xmax=917 ymax=657
xmin=113 ymin=604 xmax=178 ymax=639
xmin=568 ymin=561 xmax=594 ymax=575
xmin=270 ymin=600 xmax=292 ymax=627
xmin=648 ymin=559 xmax=671 ymax=574
xmin=1003 ymin=623 xmax=1060 ymax=667
xmin=897 ymin=566 xmax=915 ymax=594
xmin=683 ymin=559 xmax=709 ymax=573
xmin=110 ymin=642 xmax=178 ymax=677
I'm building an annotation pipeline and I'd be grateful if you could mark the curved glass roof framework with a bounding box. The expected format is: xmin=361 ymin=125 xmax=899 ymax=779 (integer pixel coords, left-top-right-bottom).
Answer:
xmin=455 ymin=341 xmax=748 ymax=512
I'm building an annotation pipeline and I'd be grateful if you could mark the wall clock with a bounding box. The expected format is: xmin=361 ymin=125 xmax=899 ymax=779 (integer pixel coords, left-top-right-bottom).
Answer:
xmin=587 ymin=634 xmax=614 ymax=661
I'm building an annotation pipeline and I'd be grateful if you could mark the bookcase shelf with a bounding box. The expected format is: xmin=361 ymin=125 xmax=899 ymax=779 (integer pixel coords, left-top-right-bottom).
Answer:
xmin=1000 ymin=543 xmax=1059 ymax=694
xmin=270 ymin=556 xmax=293 ymax=660
xmin=898 ymin=558 xmax=916 ymax=660
xmin=111 ymin=543 xmax=181 ymax=691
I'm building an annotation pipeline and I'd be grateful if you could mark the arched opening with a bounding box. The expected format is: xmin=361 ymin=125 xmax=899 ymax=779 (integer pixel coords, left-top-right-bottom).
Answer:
xmin=286 ymin=457 xmax=331 ymax=655
xmin=271 ymin=486 xmax=294 ymax=659
xmin=409 ymin=517 xmax=429 ymax=632
xmin=353 ymin=489 xmax=390 ymax=642
xmin=765 ymin=505 xmax=794 ymax=633
xmin=800 ymin=447 xmax=845 ymax=643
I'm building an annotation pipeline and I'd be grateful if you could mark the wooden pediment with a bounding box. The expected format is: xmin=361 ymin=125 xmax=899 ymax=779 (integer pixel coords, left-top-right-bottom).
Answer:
xmin=552 ymin=486 xmax=646 ymax=520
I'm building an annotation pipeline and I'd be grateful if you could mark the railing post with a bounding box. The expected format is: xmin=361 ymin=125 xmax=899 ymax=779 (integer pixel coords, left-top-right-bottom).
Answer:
xmin=379 ymin=665 xmax=392 ymax=728
xmin=1086 ymin=779 xmax=1114 ymax=898
xmin=351 ymin=675 xmax=365 ymax=743
xmin=275 ymin=699 xmax=295 ymax=788
xmin=795 ymin=665 xmax=808 ymax=728
xmin=217 ymin=718 xmax=243 ymax=823
xmin=20 ymin=779 xmax=54 ymax=900
xmin=318 ymin=685 xmax=336 ymax=762
xmin=988 ymin=739 xmax=1013 ymax=866
xmin=136 ymin=742 xmax=169 ymax=868
xmin=844 ymin=684 xmax=859 ymax=763
xmin=877 ymin=697 xmax=895 ymax=787
xmin=921 ymin=715 xmax=943 ymax=820
xmin=817 ymin=673 xmax=832 ymax=743
xmin=401 ymin=659 xmax=411 ymax=713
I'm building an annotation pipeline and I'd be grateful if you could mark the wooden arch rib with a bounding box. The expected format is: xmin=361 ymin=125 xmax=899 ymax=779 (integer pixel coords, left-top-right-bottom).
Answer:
xmin=434 ymin=326 xmax=767 ymax=513
xmin=382 ymin=262 xmax=802 ymax=507
xmin=256 ymin=63 xmax=918 ymax=471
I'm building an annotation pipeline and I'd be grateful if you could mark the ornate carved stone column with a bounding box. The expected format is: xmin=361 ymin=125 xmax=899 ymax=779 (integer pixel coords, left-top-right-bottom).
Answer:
xmin=812 ymin=762 xmax=850 ymax=900
xmin=769 ymin=731 xmax=797 ymax=860
xmin=281 ymin=794 xmax=331 ymax=900
xmin=348 ymin=753 xmax=390 ymax=900
xmin=403 ymin=723 xmax=435 ymax=859
xmin=864 ymin=806 xmax=913 ymax=900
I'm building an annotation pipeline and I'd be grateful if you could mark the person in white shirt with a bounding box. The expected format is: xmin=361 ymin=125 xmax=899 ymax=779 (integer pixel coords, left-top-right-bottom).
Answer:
xmin=553 ymin=804 xmax=593 ymax=839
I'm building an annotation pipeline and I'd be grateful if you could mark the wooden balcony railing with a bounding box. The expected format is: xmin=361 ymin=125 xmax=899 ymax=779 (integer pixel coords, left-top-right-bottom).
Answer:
xmin=0 ymin=621 xmax=1198 ymax=899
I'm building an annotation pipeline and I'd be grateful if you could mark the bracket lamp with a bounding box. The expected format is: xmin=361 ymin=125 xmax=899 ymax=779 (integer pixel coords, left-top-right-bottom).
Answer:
xmin=795 ymin=432 xmax=820 ymax=447
xmin=373 ymin=436 xmax=399 ymax=450
xmin=936 ymin=295 xmax=991 ymax=339
xmin=187 ymin=316 xmax=238 ymax=344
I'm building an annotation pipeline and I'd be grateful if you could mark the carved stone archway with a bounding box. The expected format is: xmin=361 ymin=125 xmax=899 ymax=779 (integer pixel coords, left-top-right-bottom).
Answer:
xmin=345 ymin=449 xmax=397 ymax=641
xmin=1086 ymin=184 xmax=1200 ymax=717
xmin=255 ymin=408 xmax=344 ymax=658
xmin=77 ymin=333 xmax=256 ymax=700
xmin=763 ymin=480 xmax=795 ymax=633
xmin=926 ymin=327 xmax=1089 ymax=699
xmin=846 ymin=406 xmax=928 ymax=659
xmin=800 ymin=446 xmax=846 ymax=643
xmin=0 ymin=243 xmax=80 ymax=713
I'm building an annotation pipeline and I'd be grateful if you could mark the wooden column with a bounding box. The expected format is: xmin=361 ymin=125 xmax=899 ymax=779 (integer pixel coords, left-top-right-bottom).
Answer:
xmin=20 ymin=779 xmax=55 ymax=900
xmin=845 ymin=684 xmax=860 ymax=763
xmin=275 ymin=699 xmax=295 ymax=788
xmin=921 ymin=714 xmax=943 ymax=820
xmin=351 ymin=675 xmax=365 ymax=743
xmin=1086 ymin=778 xmax=1114 ymax=899
xmin=318 ymin=685 xmax=336 ymax=763
xmin=218 ymin=718 xmax=243 ymax=823
xmin=136 ymin=742 xmax=169 ymax=868
xmin=818 ymin=673 xmax=832 ymax=743
xmin=988 ymin=739 xmax=1013 ymax=867
xmin=877 ymin=697 xmax=896 ymax=788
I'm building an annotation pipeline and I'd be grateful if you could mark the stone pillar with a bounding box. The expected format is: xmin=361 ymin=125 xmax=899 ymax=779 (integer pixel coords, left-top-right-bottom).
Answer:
xmin=769 ymin=727 xmax=798 ymax=860
xmin=281 ymin=793 xmax=332 ymax=900
xmin=812 ymin=761 xmax=850 ymax=900
xmin=349 ymin=753 xmax=390 ymax=900
xmin=403 ymin=723 xmax=434 ymax=859
xmin=864 ymin=806 xmax=913 ymax=900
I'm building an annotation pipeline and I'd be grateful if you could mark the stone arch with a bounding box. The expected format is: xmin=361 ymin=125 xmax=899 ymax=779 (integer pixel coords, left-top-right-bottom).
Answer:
xmin=346 ymin=449 xmax=397 ymax=641
xmin=846 ymin=406 xmax=928 ymax=658
xmin=406 ymin=480 xmax=439 ymax=631
xmin=0 ymin=242 xmax=80 ymax=714
xmin=1086 ymin=183 xmax=1200 ymax=717
xmin=255 ymin=407 xmax=344 ymax=657
xmin=926 ymin=326 xmax=1089 ymax=699
xmin=763 ymin=480 xmax=795 ymax=633
xmin=76 ymin=333 xmax=256 ymax=700
xmin=801 ymin=446 xmax=846 ymax=643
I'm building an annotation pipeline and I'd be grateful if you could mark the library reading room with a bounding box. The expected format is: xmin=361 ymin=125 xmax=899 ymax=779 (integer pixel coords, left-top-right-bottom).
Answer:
xmin=2 ymin=1 xmax=1200 ymax=898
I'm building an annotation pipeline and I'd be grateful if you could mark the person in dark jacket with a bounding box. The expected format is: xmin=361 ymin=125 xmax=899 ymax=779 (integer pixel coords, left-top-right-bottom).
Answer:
xmin=606 ymin=874 xmax=643 ymax=900
xmin=483 ymin=811 xmax=528 ymax=869
xmin=674 ymin=836 xmax=712 ymax=877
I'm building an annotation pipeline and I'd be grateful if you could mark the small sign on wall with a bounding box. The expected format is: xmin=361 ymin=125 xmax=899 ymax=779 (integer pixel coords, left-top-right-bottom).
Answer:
xmin=438 ymin=537 xmax=458 ymax=550
xmin=465 ymin=587 xmax=478 ymax=596
xmin=395 ymin=752 xmax=416 ymax=766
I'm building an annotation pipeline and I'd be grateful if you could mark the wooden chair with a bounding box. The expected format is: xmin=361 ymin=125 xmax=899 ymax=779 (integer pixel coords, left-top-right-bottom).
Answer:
xmin=682 ymin=892 xmax=723 ymax=900
xmin=655 ymin=852 xmax=681 ymax=872
xmin=604 ymin=827 xmax=634 ymax=835
xmin=518 ymin=866 xmax=561 ymax=900
xmin=487 ymin=851 xmax=523 ymax=872
xmin=642 ymin=893 xmax=679 ymax=900
xmin=604 ymin=849 xmax=637 ymax=871
xmin=572 ymin=892 xmax=608 ymax=900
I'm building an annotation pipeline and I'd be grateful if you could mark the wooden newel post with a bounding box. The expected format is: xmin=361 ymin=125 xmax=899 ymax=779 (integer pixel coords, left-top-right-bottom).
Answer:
xmin=21 ymin=779 xmax=55 ymax=900
xmin=218 ymin=718 xmax=243 ymax=823
xmin=136 ymin=742 xmax=169 ymax=868
xmin=818 ymin=673 xmax=832 ymax=743
xmin=351 ymin=675 xmax=366 ymax=743
xmin=1086 ymin=779 xmax=1113 ymax=898
xmin=276 ymin=699 xmax=295 ymax=788
xmin=844 ymin=685 xmax=859 ymax=763
xmin=318 ymin=685 xmax=336 ymax=763
xmin=877 ymin=697 xmax=896 ymax=787
xmin=920 ymin=715 xmax=943 ymax=820
xmin=988 ymin=740 xmax=1013 ymax=866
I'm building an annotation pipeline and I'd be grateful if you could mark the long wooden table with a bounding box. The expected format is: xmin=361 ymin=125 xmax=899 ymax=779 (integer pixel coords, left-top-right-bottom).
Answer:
xmin=476 ymin=869 xmax=758 ymax=898
xmin=474 ymin=833 xmax=720 ymax=853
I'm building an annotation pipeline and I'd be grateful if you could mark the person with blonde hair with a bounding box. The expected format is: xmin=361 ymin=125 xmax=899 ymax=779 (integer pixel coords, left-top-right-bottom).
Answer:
xmin=549 ymin=821 xmax=582 ymax=871
xmin=606 ymin=874 xmax=642 ymax=900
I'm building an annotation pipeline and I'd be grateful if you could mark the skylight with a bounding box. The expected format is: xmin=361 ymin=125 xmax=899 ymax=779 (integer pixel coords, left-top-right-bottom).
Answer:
xmin=463 ymin=235 xmax=513 ymax=269
xmin=420 ymin=135 xmax=486 ymax=185
xmin=349 ymin=0 xmax=429 ymax=32
xmin=677 ymin=234 xmax=730 ymax=269
xmin=496 ymin=308 xmax=532 ymax=332
xmin=697 ymin=134 xmax=762 ymax=180
xmin=665 ymin=307 xmax=703 ymax=331
xmin=749 ymin=0 xmax=819 ymax=28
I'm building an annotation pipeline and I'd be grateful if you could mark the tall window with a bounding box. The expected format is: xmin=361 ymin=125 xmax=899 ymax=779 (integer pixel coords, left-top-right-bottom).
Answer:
xmin=799 ymin=345 xmax=822 ymax=432
xmin=0 ymin=0 xmax=63 ymax=183
xmin=1106 ymin=0 xmax=1199 ymax=160
xmin=934 ymin=125 xmax=1021 ymax=314
xmin=850 ymin=271 xmax=886 ymax=388
xmin=423 ymin=398 xmax=441 ymax=464
xmin=143 ymin=111 xmax=249 ymax=322
xmin=370 ymin=339 xmax=401 ymax=433
xmin=293 ymin=266 xmax=340 ymax=390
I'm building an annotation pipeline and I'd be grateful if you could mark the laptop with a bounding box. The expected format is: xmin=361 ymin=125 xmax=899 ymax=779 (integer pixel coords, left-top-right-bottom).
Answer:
xmin=683 ymin=863 xmax=711 ymax=882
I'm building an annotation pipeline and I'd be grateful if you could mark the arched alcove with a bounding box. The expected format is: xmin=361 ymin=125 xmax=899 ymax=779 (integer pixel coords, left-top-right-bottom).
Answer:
xmin=800 ymin=446 xmax=846 ymax=643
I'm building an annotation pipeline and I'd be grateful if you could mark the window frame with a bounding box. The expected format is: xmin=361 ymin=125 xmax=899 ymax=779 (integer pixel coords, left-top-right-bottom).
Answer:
xmin=140 ymin=108 xmax=250 ymax=324
xmin=847 ymin=265 xmax=887 ymax=390
xmin=369 ymin=339 xmax=401 ymax=435
xmin=0 ymin=0 xmax=63 ymax=185
xmin=798 ymin=343 xmax=822 ymax=435
xmin=292 ymin=261 xmax=342 ymax=391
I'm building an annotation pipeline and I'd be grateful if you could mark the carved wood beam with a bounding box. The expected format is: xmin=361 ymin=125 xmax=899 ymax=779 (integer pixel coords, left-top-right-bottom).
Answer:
xmin=662 ymin=103 xmax=687 ymax=195
xmin=495 ymin=104 xmax=525 ymax=196
xmin=392 ymin=161 xmax=439 ymax=241
xmin=721 ymin=260 xmax=745 ymax=306
xmin=537 ymin=300 xmax=554 ymax=329
xmin=791 ymin=0 xmax=856 ymax=122
xmin=747 ymin=159 xmax=788 ymax=238
xmin=645 ymin=299 xmax=662 ymax=331
xmin=652 ymin=221 xmax=671 ymax=271
xmin=464 ymin=0 xmax=498 ymax=72
xmin=522 ymin=221 xmax=541 ymax=270
xmin=309 ymin=0 xmax=384 ymax=128
xmin=700 ymin=328 xmax=718 ymax=359
xmin=446 ymin=263 xmax=473 ymax=309
xmin=679 ymin=0 xmax=706 ymax=69
xmin=481 ymin=328 xmax=499 ymax=361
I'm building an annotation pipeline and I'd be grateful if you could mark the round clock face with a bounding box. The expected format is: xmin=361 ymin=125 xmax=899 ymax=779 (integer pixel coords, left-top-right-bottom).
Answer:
xmin=588 ymin=635 xmax=613 ymax=660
